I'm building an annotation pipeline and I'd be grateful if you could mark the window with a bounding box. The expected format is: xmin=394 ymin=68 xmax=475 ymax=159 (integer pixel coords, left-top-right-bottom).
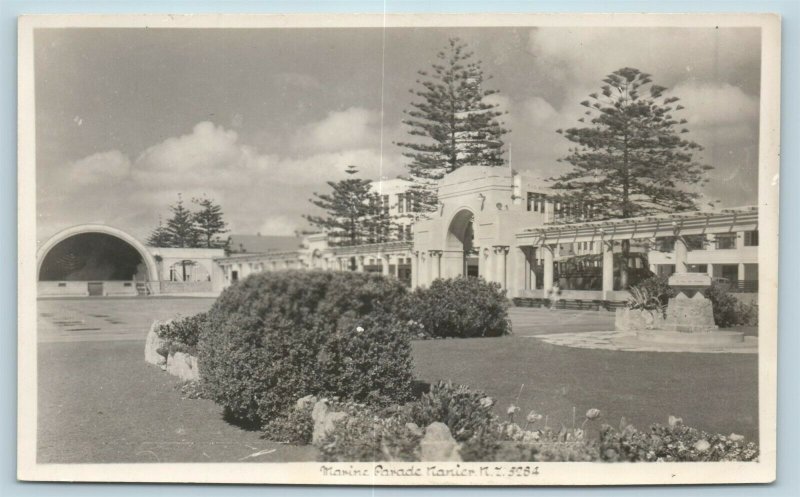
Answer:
xmin=382 ymin=195 xmax=390 ymax=214
xmin=527 ymin=192 xmax=546 ymax=212
xmin=397 ymin=193 xmax=405 ymax=213
xmin=715 ymin=234 xmax=737 ymax=250
xmin=744 ymin=230 xmax=759 ymax=246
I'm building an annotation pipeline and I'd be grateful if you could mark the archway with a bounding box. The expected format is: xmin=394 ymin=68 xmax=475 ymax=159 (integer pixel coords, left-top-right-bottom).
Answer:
xmin=444 ymin=209 xmax=478 ymax=278
xmin=37 ymin=224 xmax=160 ymax=295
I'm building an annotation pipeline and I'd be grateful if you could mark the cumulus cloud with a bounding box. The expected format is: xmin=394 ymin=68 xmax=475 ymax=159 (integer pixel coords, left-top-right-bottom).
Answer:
xmin=671 ymin=81 xmax=759 ymax=128
xmin=44 ymin=114 xmax=404 ymax=241
xmin=527 ymin=27 xmax=761 ymax=93
xmin=258 ymin=215 xmax=299 ymax=237
xmin=66 ymin=149 xmax=131 ymax=186
xmin=294 ymin=107 xmax=381 ymax=153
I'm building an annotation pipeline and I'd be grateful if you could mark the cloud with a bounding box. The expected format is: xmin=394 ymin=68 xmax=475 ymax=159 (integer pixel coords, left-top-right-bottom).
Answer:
xmin=527 ymin=27 xmax=761 ymax=94
xmin=66 ymin=150 xmax=131 ymax=186
xmin=258 ymin=215 xmax=299 ymax=237
xmin=294 ymin=107 xmax=381 ymax=153
xmin=671 ymin=81 xmax=759 ymax=128
xmin=43 ymin=116 xmax=405 ymax=242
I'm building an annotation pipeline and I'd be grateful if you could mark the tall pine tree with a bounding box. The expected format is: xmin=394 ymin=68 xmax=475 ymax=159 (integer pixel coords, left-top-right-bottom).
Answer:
xmin=192 ymin=196 xmax=229 ymax=248
xmin=165 ymin=195 xmax=199 ymax=248
xmin=551 ymin=67 xmax=712 ymax=287
xmin=304 ymin=166 xmax=394 ymax=247
xmin=397 ymin=38 xmax=508 ymax=213
xmin=146 ymin=216 xmax=173 ymax=247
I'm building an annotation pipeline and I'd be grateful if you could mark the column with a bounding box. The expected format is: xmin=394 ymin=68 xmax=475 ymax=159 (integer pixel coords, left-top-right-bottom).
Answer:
xmin=382 ymin=255 xmax=391 ymax=276
xmin=493 ymin=246 xmax=509 ymax=290
xmin=674 ymin=236 xmax=687 ymax=274
xmin=542 ymin=244 xmax=554 ymax=296
xmin=738 ymin=262 xmax=745 ymax=282
xmin=356 ymin=256 xmax=365 ymax=272
xmin=602 ymin=241 xmax=614 ymax=296
xmin=433 ymin=251 xmax=442 ymax=279
xmin=517 ymin=246 xmax=530 ymax=294
xmin=394 ymin=256 xmax=400 ymax=278
xmin=412 ymin=251 xmax=419 ymax=288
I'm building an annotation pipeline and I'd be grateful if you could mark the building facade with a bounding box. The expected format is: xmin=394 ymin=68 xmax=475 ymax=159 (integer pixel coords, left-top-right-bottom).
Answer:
xmin=37 ymin=168 xmax=759 ymax=302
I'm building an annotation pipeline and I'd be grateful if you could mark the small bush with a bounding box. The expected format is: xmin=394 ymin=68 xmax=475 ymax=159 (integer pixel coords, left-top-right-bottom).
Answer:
xmin=156 ymin=312 xmax=208 ymax=355
xmin=262 ymin=402 xmax=315 ymax=444
xmin=320 ymin=311 xmax=415 ymax=407
xmin=628 ymin=275 xmax=676 ymax=315
xmin=409 ymin=381 xmax=496 ymax=442
xmin=410 ymin=277 xmax=510 ymax=338
xmin=317 ymin=403 xmax=423 ymax=462
xmin=704 ymin=283 xmax=757 ymax=327
xmin=599 ymin=423 xmax=758 ymax=462
xmin=198 ymin=270 xmax=416 ymax=426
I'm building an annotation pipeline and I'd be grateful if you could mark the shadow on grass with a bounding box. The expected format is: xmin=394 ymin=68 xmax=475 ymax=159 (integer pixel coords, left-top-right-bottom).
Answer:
xmin=222 ymin=407 xmax=263 ymax=432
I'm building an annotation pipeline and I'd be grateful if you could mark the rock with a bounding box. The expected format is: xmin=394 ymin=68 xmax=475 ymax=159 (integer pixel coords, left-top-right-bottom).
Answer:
xmin=166 ymin=352 xmax=200 ymax=382
xmin=144 ymin=321 xmax=167 ymax=366
xmin=405 ymin=422 xmax=424 ymax=437
xmin=295 ymin=395 xmax=318 ymax=411
xmin=311 ymin=400 xmax=347 ymax=444
xmin=420 ymin=422 xmax=461 ymax=462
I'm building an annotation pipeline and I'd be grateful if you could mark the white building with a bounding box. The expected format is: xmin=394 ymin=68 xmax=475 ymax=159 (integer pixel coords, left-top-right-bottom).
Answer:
xmin=37 ymin=168 xmax=759 ymax=303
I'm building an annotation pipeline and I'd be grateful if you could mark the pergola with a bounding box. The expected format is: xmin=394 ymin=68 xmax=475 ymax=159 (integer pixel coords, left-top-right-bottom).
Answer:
xmin=514 ymin=206 xmax=758 ymax=297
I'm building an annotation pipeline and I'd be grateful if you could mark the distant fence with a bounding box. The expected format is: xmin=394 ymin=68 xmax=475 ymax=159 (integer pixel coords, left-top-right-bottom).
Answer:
xmin=159 ymin=281 xmax=213 ymax=294
xmin=727 ymin=280 xmax=759 ymax=293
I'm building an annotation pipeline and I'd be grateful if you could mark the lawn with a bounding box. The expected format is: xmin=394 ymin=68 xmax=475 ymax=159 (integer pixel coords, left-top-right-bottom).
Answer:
xmin=36 ymin=297 xmax=759 ymax=463
xmin=413 ymin=335 xmax=758 ymax=441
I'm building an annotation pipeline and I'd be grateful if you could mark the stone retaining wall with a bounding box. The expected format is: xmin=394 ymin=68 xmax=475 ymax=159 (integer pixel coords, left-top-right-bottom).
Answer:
xmin=144 ymin=320 xmax=200 ymax=382
xmin=615 ymin=307 xmax=666 ymax=331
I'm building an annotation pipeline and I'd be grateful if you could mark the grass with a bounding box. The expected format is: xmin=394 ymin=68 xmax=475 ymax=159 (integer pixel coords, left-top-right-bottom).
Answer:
xmin=412 ymin=335 xmax=758 ymax=440
xmin=37 ymin=297 xmax=759 ymax=462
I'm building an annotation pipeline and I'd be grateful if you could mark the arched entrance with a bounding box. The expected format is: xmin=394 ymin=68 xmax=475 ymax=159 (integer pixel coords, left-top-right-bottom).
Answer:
xmin=37 ymin=224 xmax=159 ymax=296
xmin=444 ymin=209 xmax=478 ymax=278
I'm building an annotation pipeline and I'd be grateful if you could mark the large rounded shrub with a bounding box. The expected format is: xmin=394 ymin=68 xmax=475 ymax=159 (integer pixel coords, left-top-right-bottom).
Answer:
xmin=197 ymin=270 xmax=415 ymax=426
xmin=411 ymin=277 xmax=511 ymax=338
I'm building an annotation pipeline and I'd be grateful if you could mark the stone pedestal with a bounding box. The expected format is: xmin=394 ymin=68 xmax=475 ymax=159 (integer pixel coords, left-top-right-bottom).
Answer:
xmin=663 ymin=292 xmax=718 ymax=333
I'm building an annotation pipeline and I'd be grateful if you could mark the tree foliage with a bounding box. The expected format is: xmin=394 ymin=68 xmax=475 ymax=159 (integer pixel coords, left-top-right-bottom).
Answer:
xmin=304 ymin=165 xmax=395 ymax=247
xmin=192 ymin=196 xmax=229 ymax=248
xmin=146 ymin=194 xmax=228 ymax=249
xmin=397 ymin=38 xmax=508 ymax=213
xmin=550 ymin=67 xmax=712 ymax=288
xmin=551 ymin=67 xmax=712 ymax=220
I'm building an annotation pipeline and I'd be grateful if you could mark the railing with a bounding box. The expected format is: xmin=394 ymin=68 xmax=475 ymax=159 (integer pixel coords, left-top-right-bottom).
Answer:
xmin=726 ymin=280 xmax=759 ymax=293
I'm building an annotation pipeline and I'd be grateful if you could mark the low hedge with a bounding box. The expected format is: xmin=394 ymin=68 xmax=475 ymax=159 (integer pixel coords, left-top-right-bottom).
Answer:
xmin=155 ymin=312 xmax=208 ymax=355
xmin=197 ymin=270 xmax=416 ymax=426
xmin=410 ymin=277 xmax=510 ymax=338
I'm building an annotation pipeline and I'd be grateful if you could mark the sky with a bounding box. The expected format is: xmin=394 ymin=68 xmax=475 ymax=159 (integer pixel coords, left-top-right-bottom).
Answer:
xmin=34 ymin=26 xmax=762 ymax=244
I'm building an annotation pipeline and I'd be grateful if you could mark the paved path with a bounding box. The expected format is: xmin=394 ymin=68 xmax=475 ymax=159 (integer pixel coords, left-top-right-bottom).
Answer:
xmin=533 ymin=330 xmax=758 ymax=354
xmin=37 ymin=297 xmax=216 ymax=342
xmin=508 ymin=307 xmax=616 ymax=336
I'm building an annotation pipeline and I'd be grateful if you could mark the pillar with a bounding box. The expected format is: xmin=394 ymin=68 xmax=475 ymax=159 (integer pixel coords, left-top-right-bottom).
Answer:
xmin=412 ymin=252 xmax=419 ymax=288
xmin=602 ymin=241 xmax=614 ymax=295
xmin=738 ymin=262 xmax=745 ymax=282
xmin=382 ymin=254 xmax=391 ymax=276
xmin=516 ymin=246 xmax=529 ymax=295
xmin=356 ymin=256 xmax=365 ymax=272
xmin=432 ymin=251 xmax=442 ymax=279
xmin=542 ymin=244 xmax=554 ymax=296
xmin=493 ymin=246 xmax=509 ymax=290
xmin=674 ymin=236 xmax=687 ymax=274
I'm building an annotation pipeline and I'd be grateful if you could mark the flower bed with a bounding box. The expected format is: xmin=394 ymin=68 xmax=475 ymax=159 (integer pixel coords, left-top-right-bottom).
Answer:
xmin=281 ymin=381 xmax=759 ymax=463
